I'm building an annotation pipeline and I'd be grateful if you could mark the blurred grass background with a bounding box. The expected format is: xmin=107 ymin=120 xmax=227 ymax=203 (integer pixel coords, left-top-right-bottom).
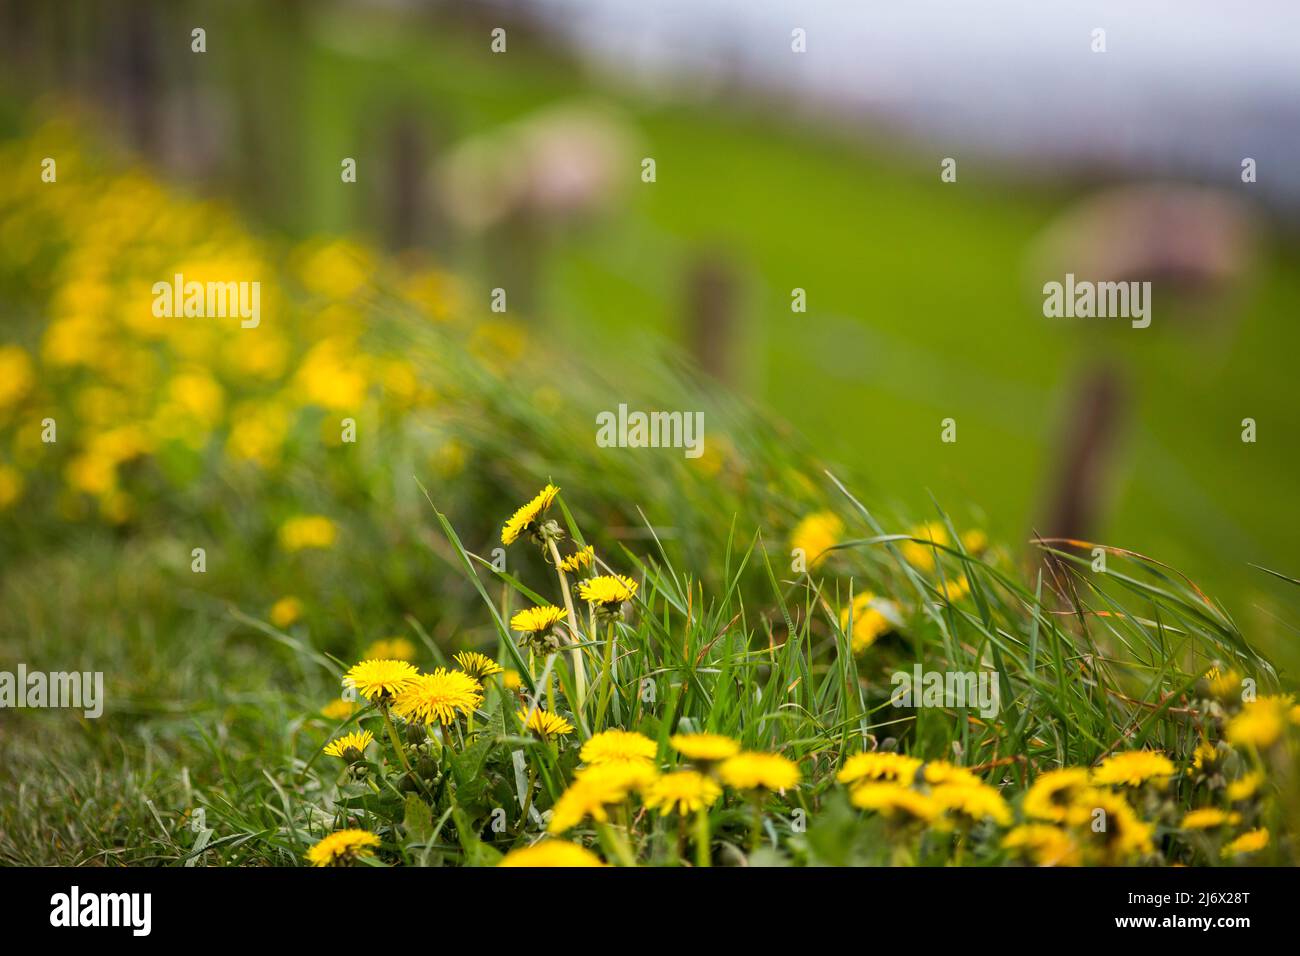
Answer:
xmin=3 ymin=0 xmax=1298 ymax=608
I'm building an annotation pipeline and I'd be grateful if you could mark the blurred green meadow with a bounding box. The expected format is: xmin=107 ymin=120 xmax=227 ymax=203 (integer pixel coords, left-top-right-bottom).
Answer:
xmin=215 ymin=6 xmax=1300 ymax=606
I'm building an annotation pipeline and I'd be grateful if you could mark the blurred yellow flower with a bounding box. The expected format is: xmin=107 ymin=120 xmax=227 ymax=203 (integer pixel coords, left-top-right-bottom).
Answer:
xmin=1226 ymin=695 xmax=1293 ymax=749
xmin=901 ymin=521 xmax=949 ymax=571
xmin=1222 ymin=828 xmax=1269 ymax=858
xmin=278 ymin=515 xmax=337 ymax=551
xmin=790 ymin=511 xmax=842 ymax=568
xmin=644 ymin=770 xmax=721 ymax=816
xmin=1181 ymin=808 xmax=1240 ymax=830
xmin=719 ymin=752 xmax=801 ymax=792
xmin=1091 ymin=751 xmax=1175 ymax=788
xmin=0 ymin=345 xmax=34 ymax=410
xmin=1003 ymin=824 xmax=1079 ymax=866
xmin=670 ymin=732 xmax=740 ymax=764
xmin=922 ymin=761 xmax=981 ymax=788
xmin=269 ymin=596 xmax=304 ymax=628
xmin=1226 ymin=772 xmax=1263 ymax=802
xmin=320 ymin=698 xmax=358 ymax=722
xmin=1023 ymin=768 xmax=1091 ymax=823
xmin=839 ymin=592 xmax=890 ymax=654
xmin=931 ymin=782 xmax=1012 ymax=827
xmin=1067 ymin=790 xmax=1153 ymax=862
xmin=364 ymin=637 xmax=417 ymax=661
xmin=499 ymin=840 xmax=605 ymax=867
xmin=0 ymin=464 xmax=23 ymax=510
xmin=548 ymin=766 xmax=646 ymax=834
xmin=580 ymin=729 xmax=657 ymax=766
xmin=849 ymin=782 xmax=938 ymax=822
xmin=837 ymin=751 xmax=921 ymax=787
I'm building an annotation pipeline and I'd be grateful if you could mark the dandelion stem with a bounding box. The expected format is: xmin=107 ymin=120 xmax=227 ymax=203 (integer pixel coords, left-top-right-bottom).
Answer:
xmin=594 ymin=620 xmax=617 ymax=729
xmin=546 ymin=537 xmax=588 ymax=715
xmin=694 ymin=807 xmax=711 ymax=868
xmin=380 ymin=704 xmax=414 ymax=774
xmin=749 ymin=794 xmax=764 ymax=853
xmin=597 ymin=820 xmax=637 ymax=867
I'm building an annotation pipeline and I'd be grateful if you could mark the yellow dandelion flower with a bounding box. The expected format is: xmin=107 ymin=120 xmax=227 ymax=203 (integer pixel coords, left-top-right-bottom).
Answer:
xmin=901 ymin=521 xmax=949 ymax=572
xmin=839 ymin=592 xmax=890 ymax=654
xmin=498 ymin=840 xmax=606 ymax=867
xmin=644 ymin=770 xmax=721 ymax=816
xmin=1068 ymin=789 xmax=1154 ymax=861
xmin=960 ymin=529 xmax=988 ymax=554
xmin=0 ymin=345 xmax=35 ymax=410
xmin=1003 ymin=824 xmax=1079 ymax=867
xmin=269 ymin=596 xmax=304 ymax=629
xmin=323 ymin=730 xmax=374 ymax=760
xmin=344 ymin=659 xmax=419 ymax=702
xmin=922 ymin=761 xmax=981 ymax=788
xmin=321 ymin=698 xmax=358 ymax=721
xmin=936 ymin=575 xmax=971 ymax=603
xmin=849 ymin=783 xmax=938 ymax=822
xmin=454 ymin=651 xmax=504 ymax=680
xmin=1091 ymin=751 xmax=1175 ymax=788
xmin=278 ymin=514 xmax=338 ymax=551
xmin=392 ymin=669 xmax=484 ymax=725
xmin=837 ymin=751 xmax=922 ymax=787
xmin=790 ymin=511 xmax=843 ymax=568
xmin=1181 ymin=807 xmax=1240 ymax=830
xmin=1191 ymin=739 xmax=1221 ymax=773
xmin=501 ymin=483 xmax=560 ymax=545
xmin=1226 ymin=695 xmax=1293 ymax=749
xmin=1204 ymin=666 xmax=1244 ymax=701
xmin=363 ymin=637 xmax=417 ymax=661
xmin=306 ymin=829 xmax=381 ymax=867
xmin=510 ymin=605 xmax=567 ymax=633
xmin=577 ymin=574 xmax=638 ymax=607
xmin=1023 ymin=768 xmax=1092 ymax=823
xmin=580 ymin=729 xmax=657 ymax=766
xmin=558 ymin=545 xmax=594 ymax=573
xmin=931 ymin=782 xmax=1012 ymax=827
xmin=548 ymin=766 xmax=648 ymax=834
xmin=0 ymin=465 xmax=23 ymax=510
xmin=670 ymin=732 xmax=741 ymax=763
xmin=503 ymin=669 xmax=523 ymax=691
xmin=1226 ymin=772 xmax=1263 ymax=803
xmin=518 ymin=707 xmax=575 ymax=739
xmin=1222 ymin=828 xmax=1269 ymax=858
xmin=575 ymin=760 xmax=659 ymax=792
xmin=719 ymin=752 xmax=801 ymax=792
